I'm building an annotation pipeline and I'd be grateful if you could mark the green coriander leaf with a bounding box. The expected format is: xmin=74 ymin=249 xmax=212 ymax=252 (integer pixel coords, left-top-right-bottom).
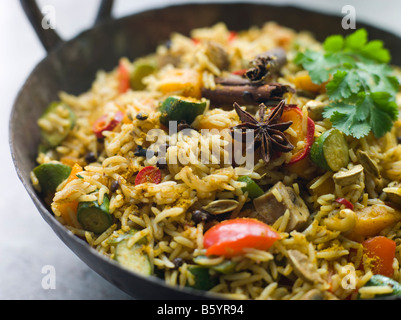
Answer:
xmin=355 ymin=92 xmax=371 ymax=121
xmin=329 ymin=110 xmax=355 ymax=137
xmin=344 ymin=28 xmax=368 ymax=51
xmin=370 ymin=106 xmax=394 ymax=138
xmin=329 ymin=109 xmax=371 ymax=139
xmin=295 ymin=28 xmax=398 ymax=139
xmin=370 ymin=91 xmax=399 ymax=120
xmin=295 ymin=50 xmax=343 ymax=84
xmin=356 ymin=62 xmax=400 ymax=94
xmin=325 ymin=70 xmax=348 ymax=100
xmin=360 ymin=40 xmax=391 ymax=63
xmin=324 ymin=35 xmax=344 ymax=52
xmin=323 ymin=101 xmax=355 ymax=119
xmin=349 ymin=121 xmax=372 ymax=139
xmin=326 ymin=70 xmax=362 ymax=100
xmin=325 ymin=92 xmax=397 ymax=139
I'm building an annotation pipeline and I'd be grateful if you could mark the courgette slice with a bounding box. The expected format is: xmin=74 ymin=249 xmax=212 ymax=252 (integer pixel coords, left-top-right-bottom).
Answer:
xmin=159 ymin=95 xmax=207 ymax=127
xmin=77 ymin=194 xmax=112 ymax=234
xmin=32 ymin=162 xmax=72 ymax=195
xmin=115 ymin=230 xmax=151 ymax=276
xmin=310 ymin=128 xmax=349 ymax=171
xmin=130 ymin=57 xmax=157 ymax=90
xmin=38 ymin=101 xmax=76 ymax=147
xmin=358 ymin=274 xmax=401 ymax=299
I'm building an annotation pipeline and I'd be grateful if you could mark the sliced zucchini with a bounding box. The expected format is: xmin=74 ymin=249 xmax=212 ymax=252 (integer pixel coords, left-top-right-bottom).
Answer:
xmin=237 ymin=175 xmax=264 ymax=199
xmin=358 ymin=274 xmax=401 ymax=299
xmin=159 ymin=95 xmax=207 ymax=127
xmin=130 ymin=57 xmax=157 ymax=90
xmin=32 ymin=162 xmax=72 ymax=195
xmin=115 ymin=230 xmax=151 ymax=276
xmin=310 ymin=128 xmax=349 ymax=171
xmin=77 ymin=194 xmax=112 ymax=234
xmin=38 ymin=101 xmax=76 ymax=147
xmin=187 ymin=265 xmax=219 ymax=291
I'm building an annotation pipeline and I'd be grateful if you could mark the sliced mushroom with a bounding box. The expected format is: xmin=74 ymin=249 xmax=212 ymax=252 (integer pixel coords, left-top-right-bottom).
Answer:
xmin=287 ymin=249 xmax=324 ymax=284
xmin=333 ymin=164 xmax=364 ymax=187
xmin=299 ymin=289 xmax=325 ymax=300
xmin=384 ymin=184 xmax=401 ymax=205
xmin=202 ymin=199 xmax=239 ymax=215
xmin=356 ymin=150 xmax=381 ymax=178
xmin=204 ymin=41 xmax=230 ymax=71
xmin=252 ymin=181 xmax=309 ymax=231
xmin=304 ymin=100 xmax=326 ymax=121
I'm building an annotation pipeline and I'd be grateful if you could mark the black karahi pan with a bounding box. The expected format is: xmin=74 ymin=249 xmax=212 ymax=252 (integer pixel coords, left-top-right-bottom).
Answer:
xmin=10 ymin=0 xmax=401 ymax=300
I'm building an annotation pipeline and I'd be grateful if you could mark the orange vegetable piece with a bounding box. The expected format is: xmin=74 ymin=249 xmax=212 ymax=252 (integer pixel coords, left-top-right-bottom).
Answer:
xmin=56 ymin=163 xmax=82 ymax=228
xmin=347 ymin=205 xmax=401 ymax=241
xmin=281 ymin=106 xmax=315 ymax=165
xmin=290 ymin=71 xmax=326 ymax=93
xmin=362 ymin=236 xmax=396 ymax=277
xmin=157 ymin=68 xmax=202 ymax=99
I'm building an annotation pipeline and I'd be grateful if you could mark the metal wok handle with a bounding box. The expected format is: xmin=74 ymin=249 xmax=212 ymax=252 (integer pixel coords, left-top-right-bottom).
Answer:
xmin=20 ymin=0 xmax=114 ymax=52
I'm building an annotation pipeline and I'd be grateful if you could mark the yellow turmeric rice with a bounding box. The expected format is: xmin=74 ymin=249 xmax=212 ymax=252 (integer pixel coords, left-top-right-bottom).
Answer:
xmin=31 ymin=21 xmax=401 ymax=300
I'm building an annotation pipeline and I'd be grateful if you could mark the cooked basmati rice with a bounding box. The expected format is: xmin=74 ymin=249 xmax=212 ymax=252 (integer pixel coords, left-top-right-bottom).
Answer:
xmin=31 ymin=21 xmax=401 ymax=300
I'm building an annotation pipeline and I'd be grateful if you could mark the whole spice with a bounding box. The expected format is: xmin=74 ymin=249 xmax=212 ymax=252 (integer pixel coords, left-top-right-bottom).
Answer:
xmin=245 ymin=48 xmax=287 ymax=83
xmin=202 ymin=78 xmax=292 ymax=106
xmin=191 ymin=209 xmax=215 ymax=225
xmin=202 ymin=48 xmax=291 ymax=106
xmin=136 ymin=112 xmax=149 ymax=120
xmin=230 ymin=100 xmax=294 ymax=164
xmin=84 ymin=151 xmax=97 ymax=164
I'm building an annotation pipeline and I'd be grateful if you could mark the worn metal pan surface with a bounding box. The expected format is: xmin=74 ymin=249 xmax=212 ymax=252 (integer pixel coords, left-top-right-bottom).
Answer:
xmin=9 ymin=0 xmax=401 ymax=299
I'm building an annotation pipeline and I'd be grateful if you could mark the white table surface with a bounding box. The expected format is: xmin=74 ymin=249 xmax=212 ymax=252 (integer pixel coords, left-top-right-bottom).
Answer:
xmin=2 ymin=0 xmax=401 ymax=300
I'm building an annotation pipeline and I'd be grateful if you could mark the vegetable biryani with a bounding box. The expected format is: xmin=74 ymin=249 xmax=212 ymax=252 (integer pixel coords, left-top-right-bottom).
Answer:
xmin=31 ymin=22 xmax=401 ymax=300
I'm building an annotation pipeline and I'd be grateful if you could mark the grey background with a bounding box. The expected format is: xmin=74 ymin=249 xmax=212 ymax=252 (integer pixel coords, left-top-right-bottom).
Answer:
xmin=2 ymin=0 xmax=401 ymax=300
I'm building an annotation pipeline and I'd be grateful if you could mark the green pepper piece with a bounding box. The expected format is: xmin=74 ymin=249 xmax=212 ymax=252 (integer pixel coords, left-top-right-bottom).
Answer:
xmin=38 ymin=101 xmax=76 ymax=147
xmin=33 ymin=163 xmax=72 ymax=195
xmin=238 ymin=175 xmax=264 ymax=199
xmin=187 ymin=266 xmax=219 ymax=291
xmin=77 ymin=194 xmax=112 ymax=234
xmin=193 ymin=255 xmax=237 ymax=275
xmin=211 ymin=260 xmax=237 ymax=275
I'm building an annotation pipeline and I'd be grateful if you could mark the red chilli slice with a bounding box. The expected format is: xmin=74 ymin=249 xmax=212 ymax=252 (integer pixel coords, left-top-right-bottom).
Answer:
xmin=335 ymin=198 xmax=354 ymax=210
xmin=135 ymin=166 xmax=162 ymax=185
xmin=92 ymin=111 xmax=124 ymax=139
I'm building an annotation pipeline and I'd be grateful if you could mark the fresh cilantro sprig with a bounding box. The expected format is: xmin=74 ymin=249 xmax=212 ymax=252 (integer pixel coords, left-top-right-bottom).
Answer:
xmin=295 ymin=28 xmax=400 ymax=138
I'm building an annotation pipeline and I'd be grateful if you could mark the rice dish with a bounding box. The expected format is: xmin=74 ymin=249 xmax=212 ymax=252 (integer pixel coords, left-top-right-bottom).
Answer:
xmin=30 ymin=21 xmax=401 ymax=300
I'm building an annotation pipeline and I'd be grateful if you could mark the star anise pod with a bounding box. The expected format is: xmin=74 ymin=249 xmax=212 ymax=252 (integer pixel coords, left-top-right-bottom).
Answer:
xmin=231 ymin=100 xmax=294 ymax=164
